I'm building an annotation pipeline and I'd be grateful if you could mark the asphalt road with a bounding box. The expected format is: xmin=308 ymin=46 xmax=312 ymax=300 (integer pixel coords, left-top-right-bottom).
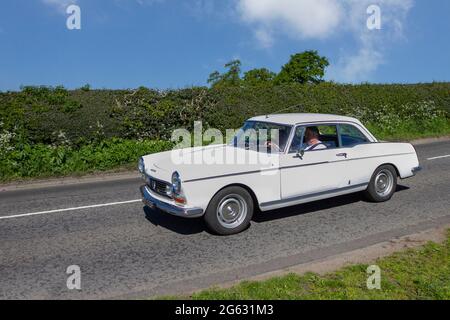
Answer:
xmin=0 ymin=141 xmax=449 ymax=299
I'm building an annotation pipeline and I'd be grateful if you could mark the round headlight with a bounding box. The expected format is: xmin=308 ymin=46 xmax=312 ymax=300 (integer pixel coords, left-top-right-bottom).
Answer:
xmin=171 ymin=171 xmax=182 ymax=194
xmin=138 ymin=157 xmax=145 ymax=174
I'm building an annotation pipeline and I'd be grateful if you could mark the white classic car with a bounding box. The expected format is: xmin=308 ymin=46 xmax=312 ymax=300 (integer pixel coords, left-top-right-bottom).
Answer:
xmin=139 ymin=113 xmax=421 ymax=235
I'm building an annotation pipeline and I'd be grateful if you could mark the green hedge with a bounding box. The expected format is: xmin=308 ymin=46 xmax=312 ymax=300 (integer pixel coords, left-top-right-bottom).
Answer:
xmin=1 ymin=83 xmax=449 ymax=181
xmin=0 ymin=138 xmax=172 ymax=181
xmin=1 ymin=83 xmax=449 ymax=146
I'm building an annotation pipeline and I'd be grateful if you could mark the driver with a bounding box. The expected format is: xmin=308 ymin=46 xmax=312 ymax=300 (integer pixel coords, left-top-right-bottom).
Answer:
xmin=304 ymin=126 xmax=327 ymax=151
xmin=265 ymin=129 xmax=289 ymax=152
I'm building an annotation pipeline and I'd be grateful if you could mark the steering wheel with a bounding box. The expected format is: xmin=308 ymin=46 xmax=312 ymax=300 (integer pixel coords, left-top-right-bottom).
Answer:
xmin=264 ymin=140 xmax=281 ymax=153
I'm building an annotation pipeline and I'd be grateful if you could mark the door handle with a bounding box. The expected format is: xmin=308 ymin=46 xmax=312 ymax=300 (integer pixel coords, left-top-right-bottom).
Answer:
xmin=336 ymin=153 xmax=348 ymax=158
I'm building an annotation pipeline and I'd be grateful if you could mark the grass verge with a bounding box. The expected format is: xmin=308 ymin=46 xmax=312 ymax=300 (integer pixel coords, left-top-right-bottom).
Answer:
xmin=166 ymin=230 xmax=450 ymax=300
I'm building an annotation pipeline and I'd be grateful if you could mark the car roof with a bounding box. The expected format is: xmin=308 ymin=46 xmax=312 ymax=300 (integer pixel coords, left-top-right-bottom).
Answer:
xmin=248 ymin=113 xmax=362 ymax=126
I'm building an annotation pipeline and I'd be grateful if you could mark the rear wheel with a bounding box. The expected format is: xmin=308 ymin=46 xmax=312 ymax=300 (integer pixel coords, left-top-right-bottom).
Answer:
xmin=364 ymin=165 xmax=397 ymax=202
xmin=204 ymin=186 xmax=254 ymax=235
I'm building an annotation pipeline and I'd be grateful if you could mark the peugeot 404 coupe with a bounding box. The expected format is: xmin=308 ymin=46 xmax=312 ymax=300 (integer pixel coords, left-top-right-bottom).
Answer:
xmin=139 ymin=113 xmax=421 ymax=235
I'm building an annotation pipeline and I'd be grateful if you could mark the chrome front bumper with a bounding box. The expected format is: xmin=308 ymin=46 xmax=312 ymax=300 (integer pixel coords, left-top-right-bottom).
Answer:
xmin=140 ymin=185 xmax=204 ymax=218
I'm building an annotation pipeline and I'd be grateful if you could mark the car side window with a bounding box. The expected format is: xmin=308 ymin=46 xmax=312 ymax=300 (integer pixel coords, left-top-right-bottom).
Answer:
xmin=288 ymin=126 xmax=304 ymax=153
xmin=339 ymin=124 xmax=369 ymax=147
xmin=307 ymin=125 xmax=339 ymax=150
xmin=289 ymin=124 xmax=339 ymax=153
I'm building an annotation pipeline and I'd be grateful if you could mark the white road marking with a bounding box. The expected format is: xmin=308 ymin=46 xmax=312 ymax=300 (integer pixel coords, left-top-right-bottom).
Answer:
xmin=0 ymin=199 xmax=142 ymax=220
xmin=427 ymin=154 xmax=450 ymax=161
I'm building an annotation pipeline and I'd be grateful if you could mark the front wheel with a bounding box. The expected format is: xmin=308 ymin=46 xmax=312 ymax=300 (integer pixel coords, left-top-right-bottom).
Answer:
xmin=364 ymin=165 xmax=397 ymax=202
xmin=204 ymin=186 xmax=254 ymax=235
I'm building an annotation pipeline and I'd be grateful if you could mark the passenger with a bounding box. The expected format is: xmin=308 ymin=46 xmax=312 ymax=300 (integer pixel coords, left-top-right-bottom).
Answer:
xmin=304 ymin=127 xmax=327 ymax=151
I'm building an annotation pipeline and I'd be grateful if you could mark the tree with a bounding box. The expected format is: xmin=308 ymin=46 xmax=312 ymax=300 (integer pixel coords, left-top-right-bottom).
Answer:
xmin=207 ymin=60 xmax=242 ymax=88
xmin=243 ymin=68 xmax=276 ymax=86
xmin=207 ymin=71 xmax=222 ymax=86
xmin=275 ymin=51 xmax=329 ymax=84
xmin=222 ymin=60 xmax=242 ymax=85
xmin=80 ymin=84 xmax=91 ymax=91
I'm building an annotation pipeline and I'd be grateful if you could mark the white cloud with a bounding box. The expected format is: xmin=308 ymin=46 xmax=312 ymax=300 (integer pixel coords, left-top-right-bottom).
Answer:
xmin=238 ymin=0 xmax=343 ymax=40
xmin=254 ymin=28 xmax=274 ymax=48
xmin=333 ymin=44 xmax=384 ymax=83
xmin=329 ymin=0 xmax=413 ymax=82
xmin=236 ymin=0 xmax=414 ymax=82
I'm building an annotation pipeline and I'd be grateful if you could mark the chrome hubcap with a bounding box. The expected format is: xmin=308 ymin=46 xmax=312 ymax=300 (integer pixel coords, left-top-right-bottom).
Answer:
xmin=375 ymin=169 xmax=394 ymax=197
xmin=217 ymin=194 xmax=247 ymax=229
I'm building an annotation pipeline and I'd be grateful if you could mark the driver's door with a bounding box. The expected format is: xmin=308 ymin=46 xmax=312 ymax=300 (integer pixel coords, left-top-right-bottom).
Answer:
xmin=280 ymin=124 xmax=348 ymax=199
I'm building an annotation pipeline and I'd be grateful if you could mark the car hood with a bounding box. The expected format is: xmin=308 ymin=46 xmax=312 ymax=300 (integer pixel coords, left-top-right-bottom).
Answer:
xmin=142 ymin=144 xmax=279 ymax=183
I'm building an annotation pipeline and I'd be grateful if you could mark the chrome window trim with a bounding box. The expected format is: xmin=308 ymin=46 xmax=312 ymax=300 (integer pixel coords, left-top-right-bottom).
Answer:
xmin=287 ymin=122 xmax=340 ymax=154
xmin=295 ymin=120 xmax=376 ymax=142
xmin=287 ymin=121 xmax=376 ymax=154
xmin=233 ymin=120 xmax=294 ymax=154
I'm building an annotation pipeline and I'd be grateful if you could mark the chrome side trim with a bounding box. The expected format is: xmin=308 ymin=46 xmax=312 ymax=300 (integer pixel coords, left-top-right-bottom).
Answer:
xmin=140 ymin=185 xmax=204 ymax=218
xmin=184 ymin=168 xmax=278 ymax=183
xmin=184 ymin=153 xmax=414 ymax=183
xmin=332 ymin=152 xmax=415 ymax=163
xmin=260 ymin=183 xmax=368 ymax=211
xmin=281 ymin=161 xmax=329 ymax=171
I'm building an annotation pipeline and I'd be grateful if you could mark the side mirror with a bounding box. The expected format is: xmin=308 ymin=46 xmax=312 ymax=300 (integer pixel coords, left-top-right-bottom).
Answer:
xmin=296 ymin=148 xmax=305 ymax=159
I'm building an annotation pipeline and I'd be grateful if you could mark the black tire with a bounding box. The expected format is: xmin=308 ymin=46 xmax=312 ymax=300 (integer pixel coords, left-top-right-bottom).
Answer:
xmin=204 ymin=186 xmax=254 ymax=235
xmin=364 ymin=165 xmax=397 ymax=202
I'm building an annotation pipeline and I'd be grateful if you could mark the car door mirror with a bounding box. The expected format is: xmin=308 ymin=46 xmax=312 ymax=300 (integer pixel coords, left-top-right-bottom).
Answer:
xmin=295 ymin=148 xmax=305 ymax=159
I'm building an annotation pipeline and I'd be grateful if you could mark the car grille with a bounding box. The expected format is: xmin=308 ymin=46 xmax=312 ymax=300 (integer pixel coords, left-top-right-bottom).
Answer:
xmin=147 ymin=176 xmax=172 ymax=198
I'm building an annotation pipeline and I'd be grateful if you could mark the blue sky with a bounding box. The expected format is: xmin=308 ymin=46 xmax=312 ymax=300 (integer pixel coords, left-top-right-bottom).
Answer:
xmin=0 ymin=0 xmax=449 ymax=91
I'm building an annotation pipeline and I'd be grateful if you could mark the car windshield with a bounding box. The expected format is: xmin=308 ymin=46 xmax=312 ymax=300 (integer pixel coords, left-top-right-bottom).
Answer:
xmin=232 ymin=121 xmax=292 ymax=153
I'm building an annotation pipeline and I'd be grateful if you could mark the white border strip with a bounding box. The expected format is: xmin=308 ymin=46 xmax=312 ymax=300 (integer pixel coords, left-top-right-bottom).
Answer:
xmin=427 ymin=154 xmax=450 ymax=161
xmin=0 ymin=199 xmax=141 ymax=220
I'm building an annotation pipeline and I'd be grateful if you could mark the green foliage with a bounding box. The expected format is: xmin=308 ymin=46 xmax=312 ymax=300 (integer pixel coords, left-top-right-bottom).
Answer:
xmin=205 ymin=82 xmax=450 ymax=140
xmin=114 ymin=86 xmax=216 ymax=140
xmin=0 ymin=138 xmax=172 ymax=181
xmin=1 ymin=82 xmax=449 ymax=180
xmin=1 ymin=83 xmax=449 ymax=147
xmin=0 ymin=85 xmax=83 ymax=145
xmin=207 ymin=71 xmax=222 ymax=87
xmin=275 ymin=51 xmax=330 ymax=84
xmin=243 ymin=68 xmax=276 ymax=86
xmin=223 ymin=60 xmax=242 ymax=85
xmin=208 ymin=51 xmax=329 ymax=86
xmin=80 ymin=84 xmax=91 ymax=92
xmin=208 ymin=59 xmax=242 ymax=88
